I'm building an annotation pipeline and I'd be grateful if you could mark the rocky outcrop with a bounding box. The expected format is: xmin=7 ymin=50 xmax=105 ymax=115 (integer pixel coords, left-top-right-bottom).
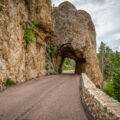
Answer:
xmin=0 ymin=0 xmax=52 ymax=90
xmin=52 ymin=2 xmax=102 ymax=87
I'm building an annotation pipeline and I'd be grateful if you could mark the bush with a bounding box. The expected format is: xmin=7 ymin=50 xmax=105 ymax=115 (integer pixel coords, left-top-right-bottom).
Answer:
xmin=33 ymin=20 xmax=40 ymax=27
xmin=46 ymin=64 xmax=49 ymax=71
xmin=112 ymin=68 xmax=120 ymax=102
xmin=0 ymin=5 xmax=4 ymax=12
xmin=46 ymin=44 xmax=58 ymax=57
xmin=52 ymin=10 xmax=57 ymax=18
xmin=24 ymin=28 xmax=35 ymax=47
xmin=102 ymin=81 xmax=116 ymax=99
xmin=5 ymin=78 xmax=15 ymax=88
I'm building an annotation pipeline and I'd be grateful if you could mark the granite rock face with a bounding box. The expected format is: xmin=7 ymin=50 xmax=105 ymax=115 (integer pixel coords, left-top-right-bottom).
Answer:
xmin=0 ymin=0 xmax=52 ymax=90
xmin=52 ymin=2 xmax=102 ymax=87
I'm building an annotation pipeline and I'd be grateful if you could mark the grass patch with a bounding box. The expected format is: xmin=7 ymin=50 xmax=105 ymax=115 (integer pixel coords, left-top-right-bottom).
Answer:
xmin=63 ymin=67 xmax=75 ymax=71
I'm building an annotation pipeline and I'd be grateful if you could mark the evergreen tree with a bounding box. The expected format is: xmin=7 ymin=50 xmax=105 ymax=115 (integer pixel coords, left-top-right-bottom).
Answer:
xmin=113 ymin=68 xmax=120 ymax=102
xmin=98 ymin=42 xmax=113 ymax=80
xmin=104 ymin=46 xmax=113 ymax=80
xmin=98 ymin=43 xmax=120 ymax=102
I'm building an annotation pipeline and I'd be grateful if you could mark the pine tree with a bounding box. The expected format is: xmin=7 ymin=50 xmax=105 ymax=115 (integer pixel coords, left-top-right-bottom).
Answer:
xmin=98 ymin=43 xmax=120 ymax=102
xmin=113 ymin=67 xmax=120 ymax=102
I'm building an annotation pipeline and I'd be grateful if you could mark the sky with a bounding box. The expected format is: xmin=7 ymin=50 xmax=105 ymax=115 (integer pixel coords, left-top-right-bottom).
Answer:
xmin=51 ymin=0 xmax=120 ymax=51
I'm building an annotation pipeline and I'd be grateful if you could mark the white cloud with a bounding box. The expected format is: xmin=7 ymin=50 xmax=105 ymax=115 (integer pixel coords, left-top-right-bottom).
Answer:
xmin=51 ymin=0 xmax=120 ymax=51
xmin=114 ymin=33 xmax=120 ymax=40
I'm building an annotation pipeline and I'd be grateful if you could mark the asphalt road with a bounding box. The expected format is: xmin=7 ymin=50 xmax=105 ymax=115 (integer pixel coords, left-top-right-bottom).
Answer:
xmin=0 ymin=73 xmax=88 ymax=120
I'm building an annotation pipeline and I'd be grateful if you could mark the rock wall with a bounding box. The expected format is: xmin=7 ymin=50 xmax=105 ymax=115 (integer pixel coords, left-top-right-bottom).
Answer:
xmin=52 ymin=2 xmax=102 ymax=87
xmin=81 ymin=74 xmax=120 ymax=120
xmin=0 ymin=0 xmax=52 ymax=90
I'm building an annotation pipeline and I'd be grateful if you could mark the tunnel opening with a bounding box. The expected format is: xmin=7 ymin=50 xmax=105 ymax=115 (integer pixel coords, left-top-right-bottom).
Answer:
xmin=62 ymin=57 xmax=76 ymax=74
xmin=57 ymin=45 xmax=86 ymax=75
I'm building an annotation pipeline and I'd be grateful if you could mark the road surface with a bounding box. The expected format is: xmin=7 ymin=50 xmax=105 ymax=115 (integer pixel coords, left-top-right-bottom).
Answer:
xmin=0 ymin=74 xmax=88 ymax=120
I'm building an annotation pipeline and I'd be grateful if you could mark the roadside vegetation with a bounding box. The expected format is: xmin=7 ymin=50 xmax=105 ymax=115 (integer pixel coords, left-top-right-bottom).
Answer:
xmin=24 ymin=28 xmax=35 ymax=47
xmin=0 ymin=5 xmax=4 ymax=12
xmin=5 ymin=78 xmax=15 ymax=88
xmin=98 ymin=42 xmax=120 ymax=102
xmin=45 ymin=43 xmax=58 ymax=75
xmin=24 ymin=20 xmax=41 ymax=47
xmin=62 ymin=58 xmax=75 ymax=71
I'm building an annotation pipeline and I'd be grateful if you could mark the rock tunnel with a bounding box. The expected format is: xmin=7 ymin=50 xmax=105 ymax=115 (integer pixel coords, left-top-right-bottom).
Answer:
xmin=52 ymin=1 xmax=103 ymax=88
xmin=58 ymin=45 xmax=86 ymax=74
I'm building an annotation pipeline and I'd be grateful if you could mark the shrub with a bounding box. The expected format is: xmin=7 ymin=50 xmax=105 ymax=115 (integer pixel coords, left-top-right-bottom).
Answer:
xmin=45 ymin=43 xmax=57 ymax=75
xmin=46 ymin=64 xmax=49 ymax=71
xmin=112 ymin=68 xmax=120 ymax=102
xmin=49 ymin=72 xmax=54 ymax=75
xmin=46 ymin=56 xmax=49 ymax=60
xmin=46 ymin=44 xmax=58 ymax=57
xmin=102 ymin=81 xmax=116 ymax=99
xmin=52 ymin=10 xmax=57 ymax=18
xmin=33 ymin=20 xmax=40 ymax=27
xmin=0 ymin=5 xmax=4 ymax=12
xmin=24 ymin=28 xmax=35 ymax=47
xmin=5 ymin=78 xmax=15 ymax=88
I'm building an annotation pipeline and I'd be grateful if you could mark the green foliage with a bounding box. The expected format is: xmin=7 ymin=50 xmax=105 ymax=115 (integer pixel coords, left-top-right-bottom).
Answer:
xmin=98 ymin=42 xmax=120 ymax=102
xmin=33 ymin=20 xmax=40 ymax=27
xmin=45 ymin=43 xmax=57 ymax=75
xmin=46 ymin=55 xmax=49 ymax=60
xmin=46 ymin=64 xmax=49 ymax=71
xmin=5 ymin=78 xmax=15 ymax=88
xmin=46 ymin=43 xmax=58 ymax=57
xmin=103 ymin=79 xmax=120 ymax=102
xmin=24 ymin=28 xmax=35 ymax=47
xmin=63 ymin=67 xmax=75 ymax=71
xmin=0 ymin=5 xmax=4 ymax=12
xmin=102 ymin=81 xmax=116 ymax=99
xmin=98 ymin=42 xmax=113 ymax=80
xmin=49 ymin=72 xmax=54 ymax=75
xmin=24 ymin=20 xmax=41 ymax=47
xmin=112 ymin=68 xmax=120 ymax=102
xmin=62 ymin=58 xmax=75 ymax=71
xmin=64 ymin=58 xmax=71 ymax=65
xmin=52 ymin=10 xmax=57 ymax=18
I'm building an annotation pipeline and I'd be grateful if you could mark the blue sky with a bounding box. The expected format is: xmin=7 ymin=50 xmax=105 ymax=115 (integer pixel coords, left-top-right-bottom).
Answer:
xmin=51 ymin=0 xmax=120 ymax=51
